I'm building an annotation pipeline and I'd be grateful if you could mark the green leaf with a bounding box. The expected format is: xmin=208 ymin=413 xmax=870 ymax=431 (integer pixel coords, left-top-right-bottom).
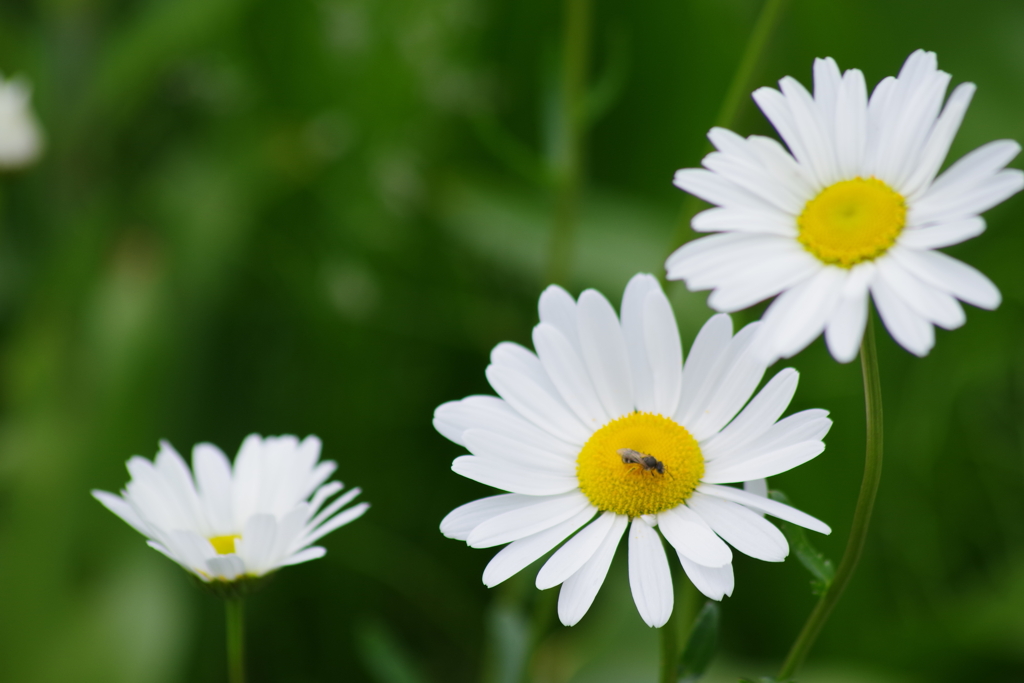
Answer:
xmin=677 ymin=601 xmax=720 ymax=682
xmin=770 ymin=490 xmax=835 ymax=596
xmin=738 ymin=677 xmax=795 ymax=683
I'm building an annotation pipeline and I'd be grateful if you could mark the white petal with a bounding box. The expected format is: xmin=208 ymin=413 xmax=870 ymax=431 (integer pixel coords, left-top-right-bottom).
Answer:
xmin=281 ymin=546 xmax=327 ymax=566
xmin=690 ymin=207 xmax=797 ymax=237
xmin=743 ymin=478 xmax=768 ymax=498
xmin=236 ymin=514 xmax=277 ymax=574
xmin=686 ymin=494 xmax=788 ymax=562
xmin=669 ymin=233 xmax=805 ymax=291
xmin=702 ymin=440 xmax=826 ymax=483
xmin=192 ymin=443 xmax=234 ymax=536
xmin=752 ymin=86 xmax=818 ymax=187
xmin=675 ymin=313 xmax=733 ymax=426
xmin=433 ymin=396 xmax=577 ymax=457
xmin=901 ymin=83 xmax=975 ymax=200
xmin=700 ymin=368 xmax=798 ymax=460
xmin=898 ymin=217 xmax=985 ymax=250
xmin=705 ymin=248 xmax=820 ymax=313
xmin=576 ymin=290 xmax=634 ymax=419
xmin=538 ymin=285 xmax=582 ymax=356
xmin=556 ymin=514 xmax=628 ymax=626
xmin=890 ymin=247 xmax=1001 ymax=310
xmin=823 ymin=263 xmax=876 ymax=364
xmin=92 ymin=490 xmax=150 ymax=536
xmin=688 ymin=322 xmax=767 ymax=441
xmin=923 ymin=139 xmax=1022 ymax=200
xmin=912 ymin=168 xmax=1024 ymax=224
xmin=533 ymin=323 xmax=610 ymax=428
xmin=677 ymin=555 xmax=734 ymax=601
xmin=698 ymin=483 xmax=830 ymax=534
xmin=755 ymin=266 xmax=845 ymax=362
xmin=440 ymin=493 xmax=536 ymax=541
xmin=467 ymin=492 xmax=591 ymax=548
xmin=300 ymin=502 xmax=368 ymax=547
xmin=834 ymin=68 xmax=868 ymax=178
xmin=628 ymin=518 xmax=674 ymax=628
xmin=485 ymin=365 xmax=590 ymax=446
xmin=207 ymin=554 xmax=246 ymax=581
xmin=657 ymin=505 xmax=732 ymax=567
xmin=482 ymin=506 xmax=597 ymax=587
xmin=876 ymin=257 xmax=965 ymax=330
xmin=777 ymin=76 xmax=839 ymax=185
xmin=464 ymin=429 xmax=576 ymax=469
xmin=643 ymin=289 xmax=684 ymax=416
xmin=673 ymin=168 xmax=777 ymax=211
xmin=702 ymin=150 xmax=806 ymax=214
xmin=870 ymin=275 xmax=935 ymax=357
xmin=451 ymin=455 xmax=578 ymax=496
xmin=537 ymin=511 xmax=617 ymax=589
xmin=621 ymin=273 xmax=661 ymax=413
xmin=812 ymin=57 xmax=843 ymax=130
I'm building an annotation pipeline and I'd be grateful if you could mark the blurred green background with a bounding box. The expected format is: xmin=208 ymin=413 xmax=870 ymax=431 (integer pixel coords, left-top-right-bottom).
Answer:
xmin=0 ymin=0 xmax=1023 ymax=681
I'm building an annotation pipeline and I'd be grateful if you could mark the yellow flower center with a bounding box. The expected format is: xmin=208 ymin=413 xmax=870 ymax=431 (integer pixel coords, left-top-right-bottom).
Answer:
xmin=210 ymin=535 xmax=241 ymax=555
xmin=576 ymin=412 xmax=704 ymax=518
xmin=797 ymin=177 xmax=906 ymax=268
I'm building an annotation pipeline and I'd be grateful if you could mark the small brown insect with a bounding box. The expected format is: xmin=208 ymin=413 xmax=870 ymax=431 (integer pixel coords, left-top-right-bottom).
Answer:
xmin=617 ymin=448 xmax=665 ymax=475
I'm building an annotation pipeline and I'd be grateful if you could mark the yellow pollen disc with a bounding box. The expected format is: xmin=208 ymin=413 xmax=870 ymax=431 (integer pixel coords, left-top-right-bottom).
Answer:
xmin=576 ymin=412 xmax=704 ymax=518
xmin=797 ymin=177 xmax=906 ymax=268
xmin=209 ymin=535 xmax=240 ymax=555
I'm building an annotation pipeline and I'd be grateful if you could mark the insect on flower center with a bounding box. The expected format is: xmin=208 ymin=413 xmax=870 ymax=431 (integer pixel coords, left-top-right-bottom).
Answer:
xmin=798 ymin=177 xmax=906 ymax=268
xmin=576 ymin=412 xmax=704 ymax=518
xmin=209 ymin=534 xmax=241 ymax=555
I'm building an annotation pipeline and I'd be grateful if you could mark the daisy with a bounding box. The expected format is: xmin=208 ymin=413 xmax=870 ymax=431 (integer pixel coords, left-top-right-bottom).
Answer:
xmin=666 ymin=50 xmax=1023 ymax=363
xmin=0 ymin=73 xmax=43 ymax=169
xmin=435 ymin=273 xmax=831 ymax=628
xmin=93 ymin=434 xmax=369 ymax=590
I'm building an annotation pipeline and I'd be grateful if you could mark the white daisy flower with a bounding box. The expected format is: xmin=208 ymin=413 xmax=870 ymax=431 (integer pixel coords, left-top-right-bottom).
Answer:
xmin=0 ymin=73 xmax=43 ymax=169
xmin=93 ymin=434 xmax=369 ymax=589
xmin=435 ymin=273 xmax=831 ymax=628
xmin=666 ymin=50 xmax=1023 ymax=363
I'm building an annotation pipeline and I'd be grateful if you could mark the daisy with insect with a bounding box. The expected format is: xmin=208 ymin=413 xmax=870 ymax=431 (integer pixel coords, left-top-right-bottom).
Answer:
xmin=667 ymin=49 xmax=1022 ymax=363
xmin=436 ymin=273 xmax=831 ymax=628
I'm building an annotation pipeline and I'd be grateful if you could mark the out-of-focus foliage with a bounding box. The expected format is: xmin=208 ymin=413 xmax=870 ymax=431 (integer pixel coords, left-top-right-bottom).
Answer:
xmin=0 ymin=0 xmax=1022 ymax=682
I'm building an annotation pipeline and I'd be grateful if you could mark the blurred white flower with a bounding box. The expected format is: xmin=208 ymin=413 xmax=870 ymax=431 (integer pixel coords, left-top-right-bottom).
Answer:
xmin=93 ymin=434 xmax=368 ymax=585
xmin=0 ymin=73 xmax=43 ymax=170
xmin=667 ymin=50 xmax=1023 ymax=363
xmin=436 ymin=273 xmax=830 ymax=628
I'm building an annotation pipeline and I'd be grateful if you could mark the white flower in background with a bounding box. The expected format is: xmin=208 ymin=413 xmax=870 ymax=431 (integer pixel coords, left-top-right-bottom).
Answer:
xmin=93 ymin=434 xmax=369 ymax=584
xmin=0 ymin=73 xmax=43 ymax=169
xmin=667 ymin=50 xmax=1023 ymax=363
xmin=435 ymin=274 xmax=831 ymax=628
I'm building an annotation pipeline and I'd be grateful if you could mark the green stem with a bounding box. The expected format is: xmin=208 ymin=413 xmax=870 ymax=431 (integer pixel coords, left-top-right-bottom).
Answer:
xmin=776 ymin=313 xmax=884 ymax=679
xmin=226 ymin=598 xmax=246 ymax=683
xmin=659 ymin=571 xmax=699 ymax=683
xmin=659 ymin=604 xmax=679 ymax=683
xmin=668 ymin=0 xmax=789 ymax=253
xmin=547 ymin=0 xmax=592 ymax=286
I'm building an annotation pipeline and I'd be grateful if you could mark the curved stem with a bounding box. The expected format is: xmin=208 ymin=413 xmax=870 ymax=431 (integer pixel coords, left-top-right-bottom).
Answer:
xmin=226 ymin=598 xmax=246 ymax=683
xmin=546 ymin=0 xmax=592 ymax=286
xmin=668 ymin=0 xmax=789 ymax=254
xmin=777 ymin=313 xmax=884 ymax=679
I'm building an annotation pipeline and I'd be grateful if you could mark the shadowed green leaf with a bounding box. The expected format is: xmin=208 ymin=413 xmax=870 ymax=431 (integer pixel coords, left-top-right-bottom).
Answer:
xmin=677 ymin=600 xmax=720 ymax=682
xmin=770 ymin=490 xmax=835 ymax=596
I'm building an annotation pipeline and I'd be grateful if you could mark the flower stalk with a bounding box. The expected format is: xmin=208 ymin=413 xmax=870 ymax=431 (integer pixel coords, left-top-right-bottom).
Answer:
xmin=547 ymin=0 xmax=592 ymax=286
xmin=226 ymin=598 xmax=246 ymax=683
xmin=776 ymin=312 xmax=884 ymax=678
